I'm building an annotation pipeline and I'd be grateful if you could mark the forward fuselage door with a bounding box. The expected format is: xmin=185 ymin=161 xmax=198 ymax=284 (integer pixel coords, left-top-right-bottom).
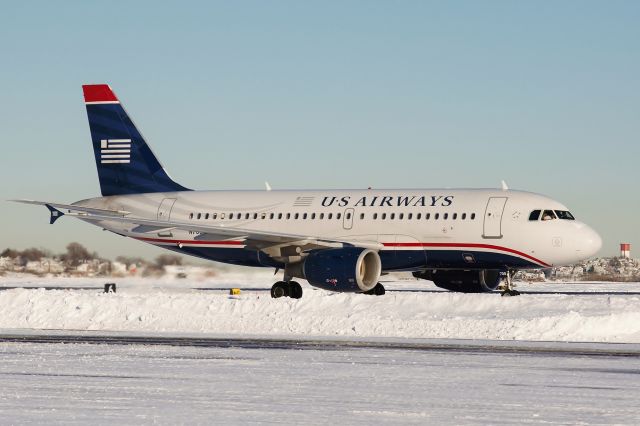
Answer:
xmin=343 ymin=208 xmax=354 ymax=230
xmin=157 ymin=198 xmax=177 ymax=221
xmin=482 ymin=197 xmax=508 ymax=239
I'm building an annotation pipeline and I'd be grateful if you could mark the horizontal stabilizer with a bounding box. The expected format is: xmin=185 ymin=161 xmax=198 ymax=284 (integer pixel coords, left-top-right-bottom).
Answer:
xmin=10 ymin=199 xmax=130 ymax=225
xmin=45 ymin=204 xmax=64 ymax=224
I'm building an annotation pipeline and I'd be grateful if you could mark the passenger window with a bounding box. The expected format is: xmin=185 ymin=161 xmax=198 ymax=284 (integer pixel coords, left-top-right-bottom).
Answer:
xmin=373 ymin=213 xmax=378 ymax=220
xmin=337 ymin=213 xmax=341 ymax=219
xmin=435 ymin=213 xmax=439 ymax=220
xmin=278 ymin=213 xmax=283 ymax=219
xmin=270 ymin=213 xmax=275 ymax=219
xmin=286 ymin=213 xmax=291 ymax=219
xmin=461 ymin=213 xmax=466 ymax=220
xmin=311 ymin=213 xmax=316 ymax=219
xmin=471 ymin=213 xmax=475 ymax=220
xmin=220 ymin=213 xmax=225 ymax=219
xmin=253 ymin=213 xmax=258 ymax=219
xmin=303 ymin=213 xmax=308 ymax=219
xmin=443 ymin=213 xmax=448 ymax=220
xmin=555 ymin=210 xmax=575 ymax=220
xmin=346 ymin=213 xmax=352 ymax=220
xmin=408 ymin=213 xmax=412 ymax=220
xmin=382 ymin=213 xmax=387 ymax=220
xmin=328 ymin=213 xmax=333 ymax=219
xmin=261 ymin=213 xmax=266 ymax=220
xmin=197 ymin=213 xmax=202 ymax=220
xmin=417 ymin=213 xmax=422 ymax=220
xmin=213 ymin=213 xmax=218 ymax=220
xmin=295 ymin=213 xmax=299 ymax=219
xmin=529 ymin=210 xmax=541 ymax=221
xmin=390 ymin=213 xmax=395 ymax=220
xmin=320 ymin=213 xmax=324 ymax=219
xmin=189 ymin=213 xmax=194 ymax=219
xmin=399 ymin=213 xmax=404 ymax=220
xmin=360 ymin=213 xmax=365 ymax=220
xmin=205 ymin=213 xmax=209 ymax=220
xmin=453 ymin=213 xmax=457 ymax=220
xmin=541 ymin=210 xmax=556 ymax=221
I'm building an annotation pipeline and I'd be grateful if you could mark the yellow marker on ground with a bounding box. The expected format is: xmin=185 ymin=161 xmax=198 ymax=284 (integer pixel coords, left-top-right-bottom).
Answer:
xmin=229 ymin=288 xmax=241 ymax=295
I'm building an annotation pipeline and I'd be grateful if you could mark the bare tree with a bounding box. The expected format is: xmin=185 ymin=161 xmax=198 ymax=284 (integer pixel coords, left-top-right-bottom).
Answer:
xmin=61 ymin=242 xmax=93 ymax=267
xmin=155 ymin=254 xmax=184 ymax=267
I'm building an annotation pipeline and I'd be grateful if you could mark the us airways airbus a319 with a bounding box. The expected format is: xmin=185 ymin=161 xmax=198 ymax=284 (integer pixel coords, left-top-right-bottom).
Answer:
xmin=14 ymin=84 xmax=602 ymax=298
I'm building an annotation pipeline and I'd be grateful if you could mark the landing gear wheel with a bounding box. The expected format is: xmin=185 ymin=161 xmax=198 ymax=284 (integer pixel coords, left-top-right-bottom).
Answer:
xmin=364 ymin=283 xmax=385 ymax=296
xmin=271 ymin=281 xmax=289 ymax=298
xmin=289 ymin=281 xmax=303 ymax=299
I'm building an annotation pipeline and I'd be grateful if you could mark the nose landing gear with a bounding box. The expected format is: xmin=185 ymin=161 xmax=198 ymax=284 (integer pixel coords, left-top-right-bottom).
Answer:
xmin=501 ymin=270 xmax=520 ymax=297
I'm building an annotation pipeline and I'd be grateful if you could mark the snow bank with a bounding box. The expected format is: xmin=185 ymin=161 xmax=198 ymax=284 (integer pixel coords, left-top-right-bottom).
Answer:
xmin=0 ymin=273 xmax=639 ymax=343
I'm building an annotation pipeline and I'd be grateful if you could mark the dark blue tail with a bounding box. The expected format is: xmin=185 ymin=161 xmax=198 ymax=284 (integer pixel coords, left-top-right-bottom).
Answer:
xmin=83 ymin=84 xmax=190 ymax=196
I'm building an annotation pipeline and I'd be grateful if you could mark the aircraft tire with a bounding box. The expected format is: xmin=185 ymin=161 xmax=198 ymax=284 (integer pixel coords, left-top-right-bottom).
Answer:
xmin=289 ymin=281 xmax=303 ymax=299
xmin=271 ymin=282 xmax=288 ymax=298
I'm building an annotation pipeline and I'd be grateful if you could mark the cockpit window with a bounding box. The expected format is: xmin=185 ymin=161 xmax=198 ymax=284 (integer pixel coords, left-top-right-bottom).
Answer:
xmin=541 ymin=210 xmax=556 ymax=221
xmin=528 ymin=210 xmax=541 ymax=221
xmin=555 ymin=210 xmax=575 ymax=220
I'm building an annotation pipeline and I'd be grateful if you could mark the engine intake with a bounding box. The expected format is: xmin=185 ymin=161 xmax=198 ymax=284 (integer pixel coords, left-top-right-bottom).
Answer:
xmin=413 ymin=269 xmax=502 ymax=293
xmin=301 ymin=247 xmax=382 ymax=292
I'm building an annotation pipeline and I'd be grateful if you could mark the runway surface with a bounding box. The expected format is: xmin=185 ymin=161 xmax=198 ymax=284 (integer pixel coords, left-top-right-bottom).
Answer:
xmin=1 ymin=334 xmax=639 ymax=425
xmin=1 ymin=332 xmax=640 ymax=357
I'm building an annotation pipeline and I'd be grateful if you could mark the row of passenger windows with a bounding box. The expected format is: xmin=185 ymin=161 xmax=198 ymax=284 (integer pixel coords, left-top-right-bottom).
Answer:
xmin=188 ymin=211 xmax=477 ymax=221
xmin=528 ymin=210 xmax=575 ymax=221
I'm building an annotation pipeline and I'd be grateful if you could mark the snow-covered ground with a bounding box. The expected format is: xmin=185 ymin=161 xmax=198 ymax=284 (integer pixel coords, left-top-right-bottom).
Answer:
xmin=1 ymin=271 xmax=639 ymax=343
xmin=0 ymin=340 xmax=638 ymax=425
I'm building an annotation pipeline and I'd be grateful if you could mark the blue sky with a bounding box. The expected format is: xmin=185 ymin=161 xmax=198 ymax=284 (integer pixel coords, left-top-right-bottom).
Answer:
xmin=1 ymin=1 xmax=638 ymax=260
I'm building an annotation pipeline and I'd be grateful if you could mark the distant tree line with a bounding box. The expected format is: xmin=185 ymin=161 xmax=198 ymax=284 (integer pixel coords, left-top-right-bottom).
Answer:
xmin=1 ymin=243 xmax=185 ymax=270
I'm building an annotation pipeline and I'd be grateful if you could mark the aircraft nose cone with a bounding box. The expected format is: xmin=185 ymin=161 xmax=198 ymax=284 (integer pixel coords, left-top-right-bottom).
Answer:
xmin=582 ymin=226 xmax=602 ymax=258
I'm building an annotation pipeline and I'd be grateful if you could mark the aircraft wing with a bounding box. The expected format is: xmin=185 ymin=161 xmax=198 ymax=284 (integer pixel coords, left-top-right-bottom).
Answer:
xmin=13 ymin=200 xmax=382 ymax=256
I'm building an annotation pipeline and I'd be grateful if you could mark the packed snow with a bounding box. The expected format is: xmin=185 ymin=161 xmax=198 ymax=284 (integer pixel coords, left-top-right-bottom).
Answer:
xmin=1 ymin=270 xmax=639 ymax=343
xmin=0 ymin=340 xmax=638 ymax=425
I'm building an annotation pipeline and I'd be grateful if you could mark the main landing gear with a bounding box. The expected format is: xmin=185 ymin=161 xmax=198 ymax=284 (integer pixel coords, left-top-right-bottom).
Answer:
xmin=364 ymin=283 xmax=386 ymax=296
xmin=271 ymin=281 xmax=303 ymax=299
xmin=501 ymin=270 xmax=520 ymax=297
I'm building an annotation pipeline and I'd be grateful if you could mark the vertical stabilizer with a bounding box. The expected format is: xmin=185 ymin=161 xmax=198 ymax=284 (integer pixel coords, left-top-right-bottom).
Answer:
xmin=83 ymin=84 xmax=190 ymax=196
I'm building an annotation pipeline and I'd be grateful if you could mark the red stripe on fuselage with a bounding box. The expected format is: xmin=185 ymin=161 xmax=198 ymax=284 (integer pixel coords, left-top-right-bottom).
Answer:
xmin=383 ymin=242 xmax=550 ymax=267
xmin=133 ymin=236 xmax=549 ymax=267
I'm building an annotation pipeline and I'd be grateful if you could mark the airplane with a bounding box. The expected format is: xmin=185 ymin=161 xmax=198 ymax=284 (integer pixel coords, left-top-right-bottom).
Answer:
xmin=13 ymin=84 xmax=602 ymax=298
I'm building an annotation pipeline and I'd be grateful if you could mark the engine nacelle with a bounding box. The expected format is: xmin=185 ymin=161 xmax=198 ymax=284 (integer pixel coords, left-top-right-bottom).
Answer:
xmin=413 ymin=269 xmax=502 ymax=293
xmin=301 ymin=247 xmax=382 ymax=292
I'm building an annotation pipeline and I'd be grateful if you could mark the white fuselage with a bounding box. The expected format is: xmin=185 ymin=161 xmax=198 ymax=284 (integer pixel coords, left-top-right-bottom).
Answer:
xmin=76 ymin=188 xmax=602 ymax=271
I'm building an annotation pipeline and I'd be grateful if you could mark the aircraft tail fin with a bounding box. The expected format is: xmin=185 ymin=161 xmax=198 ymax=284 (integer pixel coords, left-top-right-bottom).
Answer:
xmin=82 ymin=84 xmax=190 ymax=196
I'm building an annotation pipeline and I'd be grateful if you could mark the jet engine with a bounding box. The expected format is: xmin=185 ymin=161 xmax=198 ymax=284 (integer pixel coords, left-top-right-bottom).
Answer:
xmin=413 ymin=269 xmax=502 ymax=293
xmin=297 ymin=247 xmax=382 ymax=292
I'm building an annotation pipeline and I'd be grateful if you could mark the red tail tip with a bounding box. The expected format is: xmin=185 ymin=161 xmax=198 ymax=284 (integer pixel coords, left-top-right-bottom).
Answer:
xmin=82 ymin=84 xmax=118 ymax=103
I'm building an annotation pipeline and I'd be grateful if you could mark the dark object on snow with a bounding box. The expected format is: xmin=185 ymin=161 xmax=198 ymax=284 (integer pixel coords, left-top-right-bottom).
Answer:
xmin=104 ymin=283 xmax=116 ymax=293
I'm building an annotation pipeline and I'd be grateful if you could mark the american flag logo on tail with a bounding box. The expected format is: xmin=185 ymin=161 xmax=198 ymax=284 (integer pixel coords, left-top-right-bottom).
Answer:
xmin=100 ymin=139 xmax=131 ymax=164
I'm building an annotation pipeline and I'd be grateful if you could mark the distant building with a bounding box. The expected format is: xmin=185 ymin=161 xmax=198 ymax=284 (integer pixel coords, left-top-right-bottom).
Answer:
xmin=620 ymin=243 xmax=631 ymax=259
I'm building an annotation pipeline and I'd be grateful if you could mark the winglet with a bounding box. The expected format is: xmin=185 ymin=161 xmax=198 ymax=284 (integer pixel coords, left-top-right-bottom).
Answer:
xmin=501 ymin=180 xmax=509 ymax=191
xmin=45 ymin=204 xmax=65 ymax=224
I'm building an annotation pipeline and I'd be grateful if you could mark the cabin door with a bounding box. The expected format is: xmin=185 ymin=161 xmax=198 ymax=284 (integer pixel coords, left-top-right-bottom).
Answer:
xmin=482 ymin=197 xmax=507 ymax=239
xmin=157 ymin=198 xmax=177 ymax=221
